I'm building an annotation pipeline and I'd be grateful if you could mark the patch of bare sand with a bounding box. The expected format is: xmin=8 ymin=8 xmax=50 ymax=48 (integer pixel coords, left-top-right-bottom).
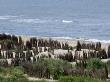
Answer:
xmin=28 ymin=77 xmax=57 ymax=82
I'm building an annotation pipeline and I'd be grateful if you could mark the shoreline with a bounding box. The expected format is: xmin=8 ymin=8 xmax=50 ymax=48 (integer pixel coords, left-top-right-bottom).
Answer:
xmin=17 ymin=35 xmax=110 ymax=44
xmin=19 ymin=35 xmax=110 ymax=50
xmin=4 ymin=32 xmax=110 ymax=43
xmin=0 ymin=33 xmax=110 ymax=50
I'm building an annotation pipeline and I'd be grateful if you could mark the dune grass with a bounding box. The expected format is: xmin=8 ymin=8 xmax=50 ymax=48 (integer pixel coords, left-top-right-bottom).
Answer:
xmin=0 ymin=66 xmax=48 ymax=82
xmin=59 ymin=76 xmax=110 ymax=82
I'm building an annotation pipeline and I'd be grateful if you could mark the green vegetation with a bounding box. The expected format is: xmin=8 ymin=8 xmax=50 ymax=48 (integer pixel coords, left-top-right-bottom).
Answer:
xmin=23 ymin=59 xmax=73 ymax=79
xmin=0 ymin=76 xmax=48 ymax=82
xmin=58 ymin=76 xmax=109 ymax=82
xmin=0 ymin=58 xmax=109 ymax=82
xmin=0 ymin=66 xmax=48 ymax=82
xmin=43 ymin=59 xmax=73 ymax=79
xmin=106 ymin=60 xmax=110 ymax=74
xmin=107 ymin=64 xmax=110 ymax=74
xmin=0 ymin=66 xmax=24 ymax=78
xmin=87 ymin=58 xmax=105 ymax=69
xmin=75 ymin=58 xmax=108 ymax=79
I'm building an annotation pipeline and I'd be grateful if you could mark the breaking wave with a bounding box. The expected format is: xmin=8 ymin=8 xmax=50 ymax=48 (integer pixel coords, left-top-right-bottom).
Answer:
xmin=0 ymin=15 xmax=17 ymax=20
xmin=85 ymin=39 xmax=110 ymax=43
xmin=51 ymin=37 xmax=110 ymax=43
xmin=62 ymin=20 xmax=73 ymax=23
xmin=10 ymin=18 xmax=50 ymax=24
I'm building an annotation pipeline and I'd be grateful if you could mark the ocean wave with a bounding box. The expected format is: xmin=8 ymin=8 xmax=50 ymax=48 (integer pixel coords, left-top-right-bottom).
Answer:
xmin=10 ymin=18 xmax=53 ymax=24
xmin=49 ymin=36 xmax=88 ymax=40
xmin=85 ymin=39 xmax=110 ymax=43
xmin=51 ymin=37 xmax=73 ymax=40
xmin=62 ymin=20 xmax=73 ymax=23
xmin=9 ymin=17 xmax=74 ymax=24
xmin=0 ymin=15 xmax=17 ymax=20
xmin=81 ymin=23 xmax=110 ymax=26
xmin=51 ymin=37 xmax=110 ymax=43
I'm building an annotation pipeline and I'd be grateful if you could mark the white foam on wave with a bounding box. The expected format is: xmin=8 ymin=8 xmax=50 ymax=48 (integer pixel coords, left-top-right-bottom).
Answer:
xmin=86 ymin=39 xmax=110 ymax=43
xmin=51 ymin=37 xmax=73 ymax=40
xmin=81 ymin=23 xmax=110 ymax=26
xmin=51 ymin=37 xmax=110 ymax=43
xmin=62 ymin=20 xmax=73 ymax=23
xmin=0 ymin=15 xmax=17 ymax=20
xmin=11 ymin=18 xmax=53 ymax=24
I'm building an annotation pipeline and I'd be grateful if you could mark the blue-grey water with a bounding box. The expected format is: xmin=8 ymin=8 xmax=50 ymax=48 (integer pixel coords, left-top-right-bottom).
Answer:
xmin=0 ymin=0 xmax=110 ymax=41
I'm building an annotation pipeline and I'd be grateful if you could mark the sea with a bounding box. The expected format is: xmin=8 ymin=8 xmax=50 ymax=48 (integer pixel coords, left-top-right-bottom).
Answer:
xmin=0 ymin=0 xmax=110 ymax=43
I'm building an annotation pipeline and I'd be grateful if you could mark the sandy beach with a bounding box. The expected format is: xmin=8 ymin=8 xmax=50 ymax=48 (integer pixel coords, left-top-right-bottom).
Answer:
xmin=20 ymin=35 xmax=110 ymax=51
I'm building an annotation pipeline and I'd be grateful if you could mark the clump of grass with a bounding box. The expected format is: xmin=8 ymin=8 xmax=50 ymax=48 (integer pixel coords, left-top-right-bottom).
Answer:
xmin=0 ymin=76 xmax=48 ymax=82
xmin=0 ymin=66 xmax=49 ymax=82
xmin=87 ymin=58 xmax=105 ymax=70
xmin=0 ymin=66 xmax=24 ymax=78
xmin=58 ymin=76 xmax=109 ymax=82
